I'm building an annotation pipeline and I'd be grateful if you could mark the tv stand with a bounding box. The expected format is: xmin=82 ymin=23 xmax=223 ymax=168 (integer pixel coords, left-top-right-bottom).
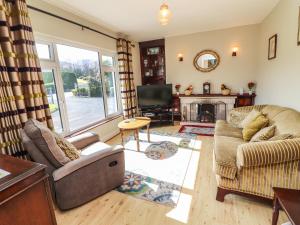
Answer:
xmin=139 ymin=106 xmax=174 ymax=126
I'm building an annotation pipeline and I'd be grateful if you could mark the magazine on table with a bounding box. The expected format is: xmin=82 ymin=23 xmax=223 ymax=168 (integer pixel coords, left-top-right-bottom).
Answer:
xmin=0 ymin=168 xmax=10 ymax=179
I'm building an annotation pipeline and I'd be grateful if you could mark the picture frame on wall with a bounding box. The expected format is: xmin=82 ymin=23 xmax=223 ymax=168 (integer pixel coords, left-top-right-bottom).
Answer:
xmin=268 ymin=34 xmax=277 ymax=60
xmin=298 ymin=7 xmax=300 ymax=46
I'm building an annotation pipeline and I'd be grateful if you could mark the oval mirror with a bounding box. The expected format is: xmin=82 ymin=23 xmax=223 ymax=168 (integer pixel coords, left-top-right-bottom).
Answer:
xmin=193 ymin=50 xmax=220 ymax=72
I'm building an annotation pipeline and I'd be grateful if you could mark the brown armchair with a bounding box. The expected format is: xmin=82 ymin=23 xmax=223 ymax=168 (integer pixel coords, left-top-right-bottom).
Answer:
xmin=21 ymin=120 xmax=125 ymax=210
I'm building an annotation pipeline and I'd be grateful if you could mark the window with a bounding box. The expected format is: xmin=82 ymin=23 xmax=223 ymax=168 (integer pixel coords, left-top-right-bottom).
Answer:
xmin=37 ymin=39 xmax=120 ymax=134
xmin=36 ymin=43 xmax=52 ymax=60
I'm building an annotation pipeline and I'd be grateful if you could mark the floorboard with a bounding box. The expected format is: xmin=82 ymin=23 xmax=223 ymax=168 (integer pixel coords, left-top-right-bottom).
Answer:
xmin=55 ymin=125 xmax=288 ymax=225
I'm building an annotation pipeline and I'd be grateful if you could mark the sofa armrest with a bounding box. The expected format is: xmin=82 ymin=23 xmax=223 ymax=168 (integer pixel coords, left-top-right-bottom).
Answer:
xmin=236 ymin=138 xmax=300 ymax=168
xmin=67 ymin=132 xmax=100 ymax=149
xmin=52 ymin=145 xmax=124 ymax=181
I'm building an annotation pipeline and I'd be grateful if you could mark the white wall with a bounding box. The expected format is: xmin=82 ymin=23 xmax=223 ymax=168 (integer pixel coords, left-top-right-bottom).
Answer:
xmin=28 ymin=0 xmax=123 ymax=140
xmin=256 ymin=0 xmax=300 ymax=111
xmin=165 ymin=25 xmax=259 ymax=94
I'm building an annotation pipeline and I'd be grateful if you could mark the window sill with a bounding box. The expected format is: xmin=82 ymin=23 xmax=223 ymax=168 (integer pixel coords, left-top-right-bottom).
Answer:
xmin=65 ymin=113 xmax=123 ymax=138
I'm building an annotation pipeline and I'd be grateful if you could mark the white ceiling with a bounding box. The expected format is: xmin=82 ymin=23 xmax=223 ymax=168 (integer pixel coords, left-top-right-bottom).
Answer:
xmin=40 ymin=0 xmax=280 ymax=42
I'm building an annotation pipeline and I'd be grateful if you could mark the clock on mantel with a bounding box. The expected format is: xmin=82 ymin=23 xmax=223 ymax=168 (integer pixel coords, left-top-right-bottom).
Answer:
xmin=203 ymin=82 xmax=211 ymax=94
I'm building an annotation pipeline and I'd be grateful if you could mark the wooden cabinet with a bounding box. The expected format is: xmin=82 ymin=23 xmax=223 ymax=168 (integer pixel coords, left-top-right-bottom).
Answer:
xmin=139 ymin=39 xmax=166 ymax=85
xmin=0 ymin=154 xmax=57 ymax=225
xmin=235 ymin=94 xmax=256 ymax=107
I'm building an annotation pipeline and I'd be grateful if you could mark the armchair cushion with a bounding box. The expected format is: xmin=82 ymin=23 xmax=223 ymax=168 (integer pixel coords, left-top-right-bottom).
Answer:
xmin=215 ymin=120 xmax=243 ymax=139
xmin=24 ymin=119 xmax=70 ymax=168
xmin=55 ymin=134 xmax=80 ymax=160
xmin=237 ymin=138 xmax=300 ymax=168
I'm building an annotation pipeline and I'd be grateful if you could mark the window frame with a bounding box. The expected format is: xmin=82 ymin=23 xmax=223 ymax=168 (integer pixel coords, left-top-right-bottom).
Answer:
xmin=36 ymin=34 xmax=122 ymax=135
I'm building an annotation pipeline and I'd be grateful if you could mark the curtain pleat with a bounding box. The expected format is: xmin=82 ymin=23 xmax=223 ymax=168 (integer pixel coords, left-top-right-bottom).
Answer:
xmin=117 ymin=38 xmax=137 ymax=119
xmin=0 ymin=0 xmax=53 ymax=158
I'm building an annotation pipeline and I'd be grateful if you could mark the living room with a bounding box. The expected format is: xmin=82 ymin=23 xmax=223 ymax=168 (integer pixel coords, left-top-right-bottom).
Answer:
xmin=0 ymin=0 xmax=299 ymax=225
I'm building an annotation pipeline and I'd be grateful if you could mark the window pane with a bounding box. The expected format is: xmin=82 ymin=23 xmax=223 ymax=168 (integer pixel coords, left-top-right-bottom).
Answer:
xmin=104 ymin=72 xmax=118 ymax=114
xmin=42 ymin=69 xmax=63 ymax=133
xmin=37 ymin=43 xmax=51 ymax=59
xmin=56 ymin=44 xmax=105 ymax=131
xmin=102 ymin=55 xmax=114 ymax=67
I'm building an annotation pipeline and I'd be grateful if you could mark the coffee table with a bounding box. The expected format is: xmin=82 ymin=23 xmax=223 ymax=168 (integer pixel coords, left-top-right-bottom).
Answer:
xmin=118 ymin=117 xmax=151 ymax=151
xmin=272 ymin=187 xmax=300 ymax=225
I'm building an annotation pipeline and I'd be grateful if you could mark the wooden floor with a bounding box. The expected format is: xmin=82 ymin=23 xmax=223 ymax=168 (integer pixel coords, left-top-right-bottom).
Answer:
xmin=55 ymin=125 xmax=288 ymax=225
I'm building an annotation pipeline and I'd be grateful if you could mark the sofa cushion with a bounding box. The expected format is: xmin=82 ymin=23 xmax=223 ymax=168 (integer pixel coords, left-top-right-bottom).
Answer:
xmin=24 ymin=119 xmax=70 ymax=168
xmin=250 ymin=125 xmax=275 ymax=142
xmin=240 ymin=110 xmax=262 ymax=128
xmin=242 ymin=114 xmax=269 ymax=141
xmin=269 ymin=134 xmax=295 ymax=141
xmin=214 ymin=135 xmax=246 ymax=179
xmin=228 ymin=111 xmax=248 ymax=128
xmin=215 ymin=120 xmax=243 ymax=139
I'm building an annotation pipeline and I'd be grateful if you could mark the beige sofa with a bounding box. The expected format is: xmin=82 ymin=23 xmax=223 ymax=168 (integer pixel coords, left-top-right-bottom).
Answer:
xmin=214 ymin=105 xmax=300 ymax=202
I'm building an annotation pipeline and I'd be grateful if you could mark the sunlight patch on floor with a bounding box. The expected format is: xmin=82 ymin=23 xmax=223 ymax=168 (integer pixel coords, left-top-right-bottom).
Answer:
xmin=183 ymin=151 xmax=200 ymax=190
xmin=166 ymin=192 xmax=192 ymax=224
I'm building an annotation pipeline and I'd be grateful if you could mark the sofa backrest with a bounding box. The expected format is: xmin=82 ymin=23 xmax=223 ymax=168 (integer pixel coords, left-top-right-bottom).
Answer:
xmin=262 ymin=105 xmax=300 ymax=136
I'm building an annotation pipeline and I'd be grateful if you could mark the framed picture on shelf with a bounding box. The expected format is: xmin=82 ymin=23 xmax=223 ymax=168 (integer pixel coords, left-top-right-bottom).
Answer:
xmin=268 ymin=34 xmax=277 ymax=60
xmin=147 ymin=47 xmax=160 ymax=55
xmin=298 ymin=7 xmax=300 ymax=46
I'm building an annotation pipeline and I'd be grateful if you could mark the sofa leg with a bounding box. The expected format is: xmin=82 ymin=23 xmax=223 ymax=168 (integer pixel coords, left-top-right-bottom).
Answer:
xmin=216 ymin=187 xmax=228 ymax=202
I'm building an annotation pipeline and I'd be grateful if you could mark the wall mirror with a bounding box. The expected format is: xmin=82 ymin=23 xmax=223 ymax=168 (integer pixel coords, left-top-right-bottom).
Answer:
xmin=193 ymin=50 xmax=220 ymax=72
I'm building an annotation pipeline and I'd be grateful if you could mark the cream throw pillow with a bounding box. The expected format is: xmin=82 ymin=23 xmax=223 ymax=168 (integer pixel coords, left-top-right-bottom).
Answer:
xmin=240 ymin=110 xmax=262 ymax=128
xmin=250 ymin=125 xmax=276 ymax=142
xmin=229 ymin=111 xmax=248 ymax=128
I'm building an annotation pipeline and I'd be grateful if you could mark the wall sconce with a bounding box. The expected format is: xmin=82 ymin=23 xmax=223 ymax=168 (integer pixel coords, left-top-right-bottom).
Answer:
xmin=232 ymin=47 xmax=238 ymax=56
xmin=177 ymin=53 xmax=183 ymax=61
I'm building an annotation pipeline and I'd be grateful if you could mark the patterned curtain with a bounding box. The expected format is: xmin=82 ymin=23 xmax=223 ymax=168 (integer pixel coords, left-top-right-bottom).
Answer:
xmin=0 ymin=0 xmax=53 ymax=158
xmin=117 ymin=38 xmax=137 ymax=119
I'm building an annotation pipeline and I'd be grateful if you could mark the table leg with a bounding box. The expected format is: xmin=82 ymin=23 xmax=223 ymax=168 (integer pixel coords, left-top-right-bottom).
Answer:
xmin=147 ymin=124 xmax=150 ymax=143
xmin=272 ymin=197 xmax=280 ymax=225
xmin=136 ymin=129 xmax=140 ymax=152
xmin=120 ymin=129 xmax=124 ymax=146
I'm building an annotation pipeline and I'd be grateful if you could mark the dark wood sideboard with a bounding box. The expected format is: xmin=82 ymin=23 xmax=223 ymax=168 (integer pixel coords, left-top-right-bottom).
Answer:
xmin=172 ymin=93 xmax=256 ymax=121
xmin=0 ymin=154 xmax=57 ymax=225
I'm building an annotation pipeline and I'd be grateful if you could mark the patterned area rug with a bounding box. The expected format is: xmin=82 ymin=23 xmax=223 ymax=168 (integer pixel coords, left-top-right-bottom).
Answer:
xmin=179 ymin=125 xmax=215 ymax=136
xmin=117 ymin=131 xmax=198 ymax=207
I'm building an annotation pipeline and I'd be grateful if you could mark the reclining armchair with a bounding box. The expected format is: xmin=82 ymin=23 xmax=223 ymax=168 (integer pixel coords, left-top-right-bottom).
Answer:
xmin=21 ymin=119 xmax=125 ymax=210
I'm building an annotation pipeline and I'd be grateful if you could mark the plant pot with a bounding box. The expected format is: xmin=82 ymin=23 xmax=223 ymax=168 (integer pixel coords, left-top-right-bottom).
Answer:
xmin=248 ymin=90 xmax=253 ymax=95
xmin=221 ymin=89 xmax=231 ymax=95
xmin=184 ymin=90 xmax=192 ymax=96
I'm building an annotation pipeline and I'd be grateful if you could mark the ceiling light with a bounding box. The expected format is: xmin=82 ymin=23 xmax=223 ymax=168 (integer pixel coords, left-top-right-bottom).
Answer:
xmin=159 ymin=3 xmax=171 ymax=26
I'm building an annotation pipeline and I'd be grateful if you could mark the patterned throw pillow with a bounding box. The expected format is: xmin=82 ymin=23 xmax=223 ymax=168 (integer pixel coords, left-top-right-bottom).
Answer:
xmin=54 ymin=134 xmax=80 ymax=160
xmin=250 ymin=125 xmax=276 ymax=142
xmin=269 ymin=134 xmax=294 ymax=141
xmin=229 ymin=110 xmax=248 ymax=128
xmin=242 ymin=114 xmax=269 ymax=141
xmin=240 ymin=110 xmax=262 ymax=128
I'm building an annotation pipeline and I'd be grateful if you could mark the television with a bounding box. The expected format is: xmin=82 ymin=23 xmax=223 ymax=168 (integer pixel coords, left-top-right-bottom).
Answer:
xmin=137 ymin=84 xmax=173 ymax=109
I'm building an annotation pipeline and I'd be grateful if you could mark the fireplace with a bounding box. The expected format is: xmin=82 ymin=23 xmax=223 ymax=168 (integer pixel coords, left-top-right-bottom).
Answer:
xmin=197 ymin=103 xmax=215 ymax=123
xmin=188 ymin=101 xmax=227 ymax=123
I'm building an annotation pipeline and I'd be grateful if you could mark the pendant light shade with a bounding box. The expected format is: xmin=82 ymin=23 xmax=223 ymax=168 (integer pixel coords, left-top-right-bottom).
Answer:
xmin=159 ymin=3 xmax=171 ymax=25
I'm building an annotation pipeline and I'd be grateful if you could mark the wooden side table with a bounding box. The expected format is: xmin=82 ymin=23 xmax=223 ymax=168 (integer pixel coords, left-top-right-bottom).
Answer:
xmin=272 ymin=187 xmax=300 ymax=225
xmin=0 ymin=154 xmax=57 ymax=225
xmin=118 ymin=117 xmax=151 ymax=151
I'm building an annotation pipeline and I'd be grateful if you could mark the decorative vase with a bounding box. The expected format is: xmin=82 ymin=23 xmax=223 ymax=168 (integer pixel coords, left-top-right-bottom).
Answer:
xmin=248 ymin=90 xmax=253 ymax=95
xmin=176 ymin=91 xmax=180 ymax=96
xmin=239 ymin=88 xmax=244 ymax=95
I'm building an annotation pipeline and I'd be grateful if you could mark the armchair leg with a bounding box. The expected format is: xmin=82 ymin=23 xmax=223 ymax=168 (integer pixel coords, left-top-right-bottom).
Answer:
xmin=216 ymin=187 xmax=228 ymax=202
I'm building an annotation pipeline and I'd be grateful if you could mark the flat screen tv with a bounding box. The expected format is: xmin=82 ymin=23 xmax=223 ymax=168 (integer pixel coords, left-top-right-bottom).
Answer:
xmin=137 ymin=84 xmax=173 ymax=109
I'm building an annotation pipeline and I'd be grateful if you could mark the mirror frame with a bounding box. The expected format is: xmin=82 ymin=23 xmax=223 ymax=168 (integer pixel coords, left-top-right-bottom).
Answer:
xmin=193 ymin=50 xmax=220 ymax=72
